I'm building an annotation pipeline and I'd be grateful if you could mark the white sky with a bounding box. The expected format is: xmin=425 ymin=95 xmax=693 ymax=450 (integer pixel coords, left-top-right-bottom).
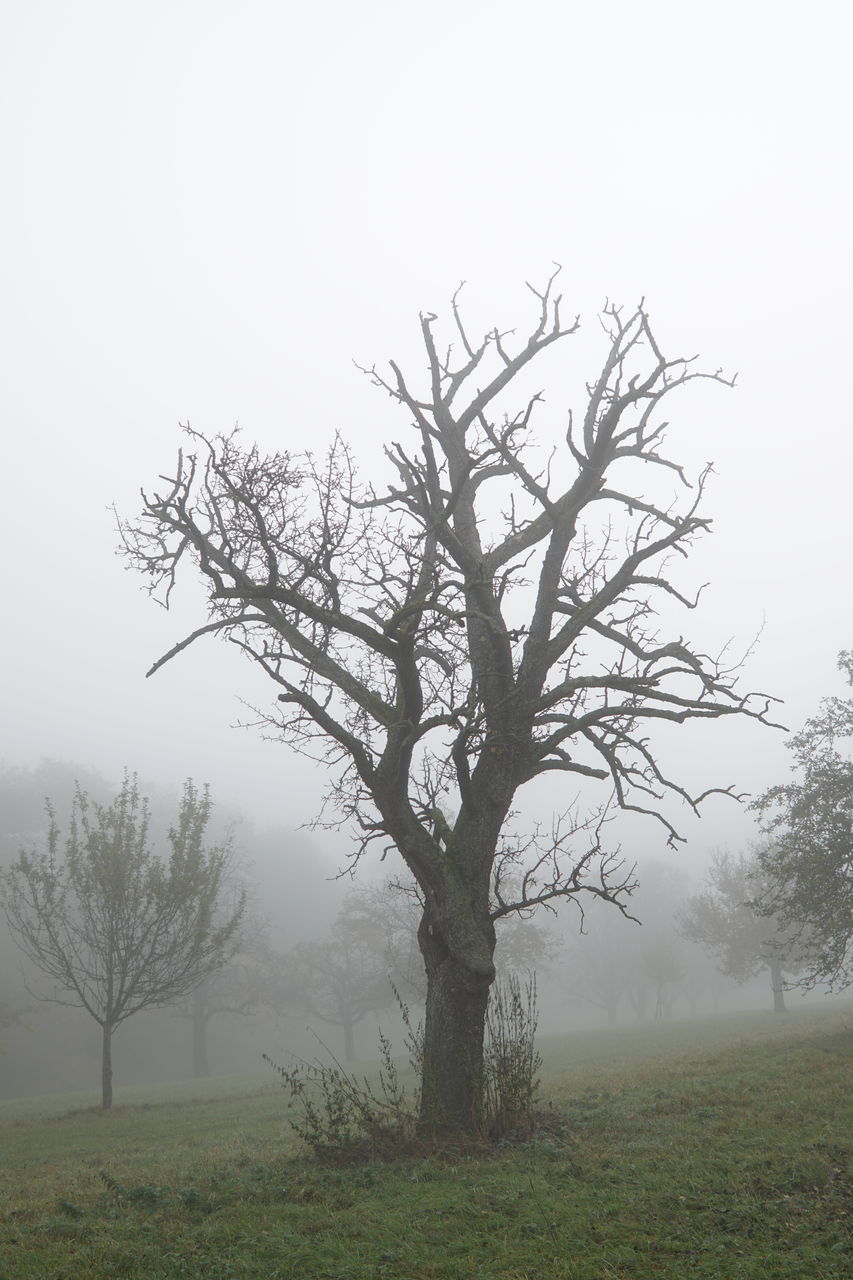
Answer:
xmin=1 ymin=0 xmax=850 ymax=868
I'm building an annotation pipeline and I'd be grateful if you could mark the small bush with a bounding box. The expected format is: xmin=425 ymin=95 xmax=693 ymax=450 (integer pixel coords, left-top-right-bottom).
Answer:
xmin=263 ymin=1028 xmax=418 ymax=1164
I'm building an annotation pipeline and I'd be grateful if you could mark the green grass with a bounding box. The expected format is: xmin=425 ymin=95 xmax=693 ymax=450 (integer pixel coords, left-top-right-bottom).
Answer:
xmin=1 ymin=1005 xmax=850 ymax=1279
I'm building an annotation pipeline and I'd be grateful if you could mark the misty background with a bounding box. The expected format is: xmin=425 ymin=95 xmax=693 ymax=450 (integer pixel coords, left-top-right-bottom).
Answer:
xmin=1 ymin=1 xmax=850 ymax=1096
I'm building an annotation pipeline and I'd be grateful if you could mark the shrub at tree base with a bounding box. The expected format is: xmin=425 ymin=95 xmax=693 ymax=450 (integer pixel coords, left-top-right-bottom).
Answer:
xmin=266 ymin=974 xmax=544 ymax=1160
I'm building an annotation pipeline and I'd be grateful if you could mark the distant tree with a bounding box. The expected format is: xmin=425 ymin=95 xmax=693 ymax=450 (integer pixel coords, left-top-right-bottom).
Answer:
xmin=0 ymin=1000 xmax=26 ymax=1044
xmin=0 ymin=760 xmax=113 ymax=864
xmin=637 ymin=935 xmax=684 ymax=1020
xmin=678 ymin=849 xmax=803 ymax=1012
xmin=118 ymin=274 xmax=779 ymax=1132
xmin=0 ymin=774 xmax=245 ymax=1107
xmin=341 ymin=881 xmax=428 ymax=1003
xmin=273 ymin=896 xmax=394 ymax=1060
xmin=180 ymin=958 xmax=260 ymax=1078
xmin=176 ymin=905 xmax=266 ymax=1078
xmin=625 ymin=863 xmax=692 ymax=1021
xmin=565 ymin=862 xmax=690 ymax=1025
xmin=751 ymin=650 xmax=853 ymax=990
xmin=566 ymin=926 xmax=628 ymax=1025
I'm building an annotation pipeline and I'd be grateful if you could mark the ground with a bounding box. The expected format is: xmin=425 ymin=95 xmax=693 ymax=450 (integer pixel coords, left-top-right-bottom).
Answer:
xmin=1 ymin=1005 xmax=850 ymax=1279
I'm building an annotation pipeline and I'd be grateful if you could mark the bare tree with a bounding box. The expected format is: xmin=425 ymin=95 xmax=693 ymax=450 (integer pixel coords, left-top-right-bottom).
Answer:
xmin=117 ymin=273 xmax=778 ymax=1132
xmin=0 ymin=775 xmax=244 ymax=1107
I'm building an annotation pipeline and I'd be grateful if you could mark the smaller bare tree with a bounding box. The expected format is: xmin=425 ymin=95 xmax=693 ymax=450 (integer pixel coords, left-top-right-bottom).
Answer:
xmin=0 ymin=774 xmax=244 ymax=1107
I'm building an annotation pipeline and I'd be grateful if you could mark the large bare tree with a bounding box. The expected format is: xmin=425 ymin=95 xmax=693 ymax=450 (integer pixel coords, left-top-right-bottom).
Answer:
xmin=118 ymin=273 xmax=777 ymax=1132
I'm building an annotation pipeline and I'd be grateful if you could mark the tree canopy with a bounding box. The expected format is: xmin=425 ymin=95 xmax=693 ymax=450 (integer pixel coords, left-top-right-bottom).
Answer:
xmin=752 ymin=650 xmax=853 ymax=990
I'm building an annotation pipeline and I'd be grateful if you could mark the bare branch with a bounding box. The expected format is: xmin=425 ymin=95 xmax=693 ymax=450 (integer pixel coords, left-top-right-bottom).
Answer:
xmin=116 ymin=277 xmax=779 ymax=1132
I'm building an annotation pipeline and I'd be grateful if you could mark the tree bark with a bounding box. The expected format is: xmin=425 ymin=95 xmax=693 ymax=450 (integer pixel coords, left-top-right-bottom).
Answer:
xmin=769 ymin=959 xmax=787 ymax=1012
xmin=417 ymin=908 xmax=495 ymax=1135
xmin=101 ymin=1022 xmax=114 ymax=1110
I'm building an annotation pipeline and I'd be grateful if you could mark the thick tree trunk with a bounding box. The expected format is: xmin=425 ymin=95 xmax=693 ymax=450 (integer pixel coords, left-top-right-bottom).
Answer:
xmin=101 ymin=1022 xmax=114 ymax=1110
xmin=417 ymin=909 xmax=495 ymax=1135
xmin=769 ymin=960 xmax=787 ymax=1012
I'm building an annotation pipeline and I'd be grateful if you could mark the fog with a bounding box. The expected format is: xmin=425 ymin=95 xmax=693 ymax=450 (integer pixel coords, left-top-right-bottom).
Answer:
xmin=0 ymin=761 xmax=841 ymax=1101
xmin=1 ymin=3 xmax=851 ymax=1097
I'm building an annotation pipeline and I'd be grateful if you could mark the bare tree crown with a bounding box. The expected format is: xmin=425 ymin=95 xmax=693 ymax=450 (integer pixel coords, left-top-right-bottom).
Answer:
xmin=118 ymin=273 xmax=779 ymax=926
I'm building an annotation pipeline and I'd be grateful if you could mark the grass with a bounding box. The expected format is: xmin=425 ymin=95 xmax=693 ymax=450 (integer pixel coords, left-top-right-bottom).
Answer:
xmin=0 ymin=1004 xmax=850 ymax=1279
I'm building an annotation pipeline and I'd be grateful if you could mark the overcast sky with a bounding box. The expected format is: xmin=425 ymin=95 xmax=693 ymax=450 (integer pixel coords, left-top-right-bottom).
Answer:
xmin=1 ymin=1 xmax=850 ymax=870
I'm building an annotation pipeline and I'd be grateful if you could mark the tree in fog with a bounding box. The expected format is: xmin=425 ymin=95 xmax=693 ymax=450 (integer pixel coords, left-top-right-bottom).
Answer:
xmin=752 ymin=650 xmax=853 ymax=990
xmin=177 ymin=911 xmax=265 ymax=1078
xmin=637 ymin=934 xmax=684 ymax=1020
xmin=273 ymin=896 xmax=395 ymax=1060
xmin=118 ymin=272 xmax=779 ymax=1133
xmin=0 ymin=760 xmax=113 ymax=865
xmin=678 ymin=849 xmax=803 ymax=1012
xmin=623 ymin=862 xmax=692 ymax=1021
xmin=565 ymin=862 xmax=695 ymax=1026
xmin=0 ymin=1000 xmax=26 ymax=1045
xmin=0 ymin=775 xmax=244 ymax=1107
xmin=566 ymin=923 xmax=629 ymax=1025
xmin=338 ymin=881 xmax=428 ymax=1003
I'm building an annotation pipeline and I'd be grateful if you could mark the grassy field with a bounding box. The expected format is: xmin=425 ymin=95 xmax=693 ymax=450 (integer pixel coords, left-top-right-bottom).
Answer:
xmin=0 ymin=1005 xmax=850 ymax=1279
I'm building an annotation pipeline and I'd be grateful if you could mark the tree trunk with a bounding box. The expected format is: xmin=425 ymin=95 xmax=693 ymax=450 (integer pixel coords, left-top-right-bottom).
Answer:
xmin=769 ymin=960 xmax=787 ymax=1012
xmin=417 ymin=909 xmax=495 ymax=1135
xmin=101 ymin=1022 xmax=114 ymax=1110
xmin=192 ymin=985 xmax=211 ymax=1077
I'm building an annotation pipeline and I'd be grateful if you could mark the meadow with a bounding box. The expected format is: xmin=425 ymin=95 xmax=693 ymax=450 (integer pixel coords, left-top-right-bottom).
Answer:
xmin=0 ymin=1005 xmax=849 ymax=1279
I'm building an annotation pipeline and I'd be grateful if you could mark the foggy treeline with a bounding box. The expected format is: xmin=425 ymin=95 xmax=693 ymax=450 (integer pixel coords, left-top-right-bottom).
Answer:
xmin=0 ymin=759 xmax=816 ymax=1103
